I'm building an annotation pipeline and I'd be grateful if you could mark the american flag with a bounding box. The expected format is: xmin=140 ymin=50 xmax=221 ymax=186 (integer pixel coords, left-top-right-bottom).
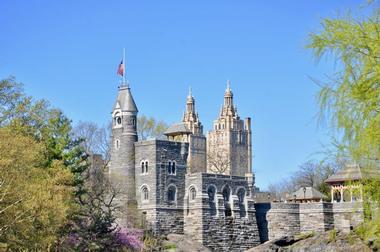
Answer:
xmin=117 ymin=60 xmax=124 ymax=76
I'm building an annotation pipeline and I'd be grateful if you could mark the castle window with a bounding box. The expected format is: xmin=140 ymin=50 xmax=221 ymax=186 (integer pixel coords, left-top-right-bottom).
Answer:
xmin=141 ymin=186 xmax=149 ymax=202
xmin=172 ymin=162 xmax=176 ymax=174
xmin=207 ymin=185 xmax=217 ymax=216
xmin=168 ymin=162 xmax=171 ymax=174
xmin=222 ymin=186 xmax=232 ymax=217
xmin=189 ymin=187 xmax=196 ymax=201
xmin=115 ymin=139 xmax=120 ymax=150
xmin=167 ymin=186 xmax=176 ymax=202
xmin=141 ymin=161 xmax=149 ymax=174
xmin=237 ymin=188 xmax=246 ymax=217
xmin=115 ymin=116 xmax=122 ymax=125
xmin=168 ymin=161 xmax=176 ymax=175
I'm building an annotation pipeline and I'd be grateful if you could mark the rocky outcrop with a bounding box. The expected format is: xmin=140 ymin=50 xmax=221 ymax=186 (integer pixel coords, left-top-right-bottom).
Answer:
xmin=161 ymin=234 xmax=211 ymax=252
xmin=246 ymin=231 xmax=372 ymax=252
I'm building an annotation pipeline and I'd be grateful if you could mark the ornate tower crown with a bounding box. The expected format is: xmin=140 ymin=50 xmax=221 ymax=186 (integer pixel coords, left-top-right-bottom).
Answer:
xmin=182 ymin=87 xmax=203 ymax=136
xmin=220 ymin=80 xmax=238 ymax=119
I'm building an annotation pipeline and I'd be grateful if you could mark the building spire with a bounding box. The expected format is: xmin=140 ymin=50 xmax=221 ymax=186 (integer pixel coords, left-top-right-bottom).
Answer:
xmin=226 ymin=79 xmax=231 ymax=92
xmin=182 ymin=89 xmax=203 ymax=135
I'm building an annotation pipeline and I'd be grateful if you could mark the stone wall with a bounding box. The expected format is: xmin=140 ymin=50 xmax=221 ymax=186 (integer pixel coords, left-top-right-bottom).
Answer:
xmin=264 ymin=202 xmax=364 ymax=240
xmin=299 ymin=203 xmax=334 ymax=233
xmin=185 ymin=173 xmax=261 ymax=251
xmin=156 ymin=208 xmax=184 ymax=235
xmin=202 ymin=216 xmax=259 ymax=251
xmin=267 ymin=203 xmax=300 ymax=240
xmin=333 ymin=202 xmax=364 ymax=232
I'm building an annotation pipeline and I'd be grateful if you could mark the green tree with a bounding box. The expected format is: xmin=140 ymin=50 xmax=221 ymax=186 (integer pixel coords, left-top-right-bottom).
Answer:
xmin=307 ymin=6 xmax=380 ymax=163
xmin=0 ymin=127 xmax=73 ymax=250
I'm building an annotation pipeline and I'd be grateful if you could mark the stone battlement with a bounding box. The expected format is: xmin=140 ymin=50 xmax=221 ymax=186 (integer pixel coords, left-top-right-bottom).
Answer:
xmin=255 ymin=202 xmax=363 ymax=241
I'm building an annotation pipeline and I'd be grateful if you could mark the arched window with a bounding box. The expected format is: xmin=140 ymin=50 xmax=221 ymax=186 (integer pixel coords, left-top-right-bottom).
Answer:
xmin=207 ymin=185 xmax=217 ymax=216
xmin=145 ymin=161 xmax=149 ymax=173
xmin=207 ymin=186 xmax=215 ymax=202
xmin=115 ymin=115 xmax=122 ymax=126
xmin=189 ymin=187 xmax=196 ymax=201
xmin=141 ymin=186 xmax=149 ymax=202
xmin=237 ymin=188 xmax=246 ymax=217
xmin=222 ymin=186 xmax=232 ymax=217
xmin=167 ymin=186 xmax=176 ymax=202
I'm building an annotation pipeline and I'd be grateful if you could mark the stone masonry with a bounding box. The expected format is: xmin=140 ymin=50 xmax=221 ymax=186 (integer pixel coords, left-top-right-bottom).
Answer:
xmin=184 ymin=173 xmax=261 ymax=251
xmin=261 ymin=202 xmax=364 ymax=241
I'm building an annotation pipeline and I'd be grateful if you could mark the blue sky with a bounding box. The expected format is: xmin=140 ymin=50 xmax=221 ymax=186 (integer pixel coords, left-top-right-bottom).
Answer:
xmin=0 ymin=1 xmax=370 ymax=189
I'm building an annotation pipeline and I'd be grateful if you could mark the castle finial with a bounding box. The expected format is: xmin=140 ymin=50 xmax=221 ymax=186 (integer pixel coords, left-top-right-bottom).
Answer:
xmin=188 ymin=86 xmax=192 ymax=97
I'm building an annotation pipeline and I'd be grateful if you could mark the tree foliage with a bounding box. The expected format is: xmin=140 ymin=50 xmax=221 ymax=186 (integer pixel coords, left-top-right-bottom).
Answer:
xmin=137 ymin=115 xmax=168 ymax=140
xmin=307 ymin=2 xmax=380 ymax=247
xmin=307 ymin=7 xmax=380 ymax=163
xmin=0 ymin=127 xmax=73 ymax=250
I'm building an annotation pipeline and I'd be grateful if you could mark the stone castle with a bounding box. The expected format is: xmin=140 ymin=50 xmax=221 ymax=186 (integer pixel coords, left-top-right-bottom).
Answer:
xmin=108 ymin=81 xmax=364 ymax=251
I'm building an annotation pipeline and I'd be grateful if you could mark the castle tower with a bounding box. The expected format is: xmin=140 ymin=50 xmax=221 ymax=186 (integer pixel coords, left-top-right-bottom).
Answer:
xmin=207 ymin=80 xmax=253 ymax=177
xmin=109 ymin=83 xmax=138 ymax=203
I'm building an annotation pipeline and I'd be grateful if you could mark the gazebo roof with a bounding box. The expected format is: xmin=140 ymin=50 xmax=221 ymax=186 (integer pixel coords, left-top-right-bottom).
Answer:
xmin=325 ymin=164 xmax=380 ymax=184
xmin=288 ymin=186 xmax=327 ymax=200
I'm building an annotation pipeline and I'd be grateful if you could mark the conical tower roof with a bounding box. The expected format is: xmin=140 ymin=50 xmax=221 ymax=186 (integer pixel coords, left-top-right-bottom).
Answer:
xmin=113 ymin=85 xmax=138 ymax=112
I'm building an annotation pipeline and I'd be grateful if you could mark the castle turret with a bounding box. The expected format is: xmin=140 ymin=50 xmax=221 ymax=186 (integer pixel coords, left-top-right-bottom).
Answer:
xmin=109 ymin=83 xmax=138 ymax=203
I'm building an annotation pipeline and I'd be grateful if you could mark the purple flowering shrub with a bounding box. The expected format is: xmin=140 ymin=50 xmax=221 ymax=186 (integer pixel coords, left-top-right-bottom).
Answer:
xmin=60 ymin=227 xmax=144 ymax=251
xmin=114 ymin=227 xmax=144 ymax=250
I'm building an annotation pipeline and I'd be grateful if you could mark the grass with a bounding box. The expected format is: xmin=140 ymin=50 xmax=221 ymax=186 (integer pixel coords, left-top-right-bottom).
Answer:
xmin=295 ymin=231 xmax=315 ymax=241
xmin=328 ymin=229 xmax=337 ymax=243
xmin=163 ymin=243 xmax=177 ymax=250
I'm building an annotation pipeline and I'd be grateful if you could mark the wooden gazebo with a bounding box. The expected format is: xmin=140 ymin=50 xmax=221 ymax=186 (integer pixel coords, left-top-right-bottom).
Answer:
xmin=325 ymin=164 xmax=380 ymax=203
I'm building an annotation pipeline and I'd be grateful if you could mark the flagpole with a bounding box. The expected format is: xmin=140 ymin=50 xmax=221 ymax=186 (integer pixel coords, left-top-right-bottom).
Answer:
xmin=123 ymin=48 xmax=126 ymax=86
